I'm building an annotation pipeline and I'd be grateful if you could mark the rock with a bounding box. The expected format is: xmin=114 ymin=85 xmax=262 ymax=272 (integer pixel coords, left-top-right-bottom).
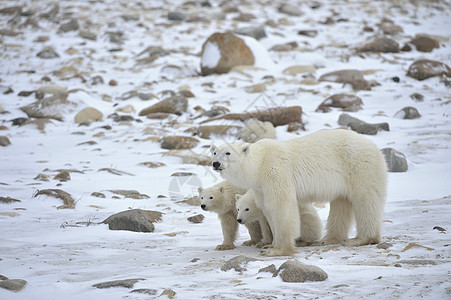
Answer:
xmin=161 ymin=136 xmax=199 ymax=150
xmin=0 ymin=136 xmax=11 ymax=146
xmin=131 ymin=289 xmax=157 ymax=295
xmin=91 ymin=192 xmax=106 ymax=198
xmin=103 ymin=209 xmax=162 ymax=232
xmin=273 ymin=260 xmax=328 ymax=283
xmin=244 ymin=82 xmax=267 ymax=93
xmin=34 ymin=173 xmax=50 ymax=181
xmin=406 ymin=59 xmax=451 ymax=81
xmin=39 ymin=3 xmax=59 ymax=19
xmin=221 ymin=255 xmax=258 ymax=272
xmin=168 ymin=11 xmax=186 ymax=21
xmin=200 ymin=32 xmax=254 ymax=76
xmin=258 ymin=264 xmax=277 ymax=274
xmin=11 ymin=118 xmax=28 ymax=126
xmin=37 ymin=47 xmax=60 ymax=59
xmin=298 ymin=30 xmax=318 ymax=37
xmin=0 ymin=196 xmax=21 ymax=203
xmin=160 ymin=289 xmax=176 ymax=299
xmin=0 ymin=279 xmax=27 ymax=292
xmin=316 ymin=94 xmax=363 ymax=113
xmin=239 ymin=119 xmax=276 ymax=143
xmin=233 ymin=26 xmax=266 ymax=40
xmin=381 ymin=148 xmax=408 ymax=172
xmin=433 ymin=226 xmax=446 ymax=232
xmin=54 ymin=171 xmax=70 ymax=182
xmin=319 ymin=69 xmax=371 ymax=91
xmin=407 ymin=36 xmax=439 ymax=52
xmin=270 ymin=42 xmax=298 ymax=52
xmin=58 ymin=19 xmax=79 ymax=33
xmin=201 ymin=106 xmax=303 ymax=127
xmin=283 ymin=65 xmax=316 ymax=76
xmin=338 ymin=113 xmax=389 ymax=135
xmin=108 ymin=190 xmax=150 ymax=199
xmin=92 ymin=278 xmax=145 ymax=289
xmin=189 ymin=125 xmax=241 ymax=139
xmin=138 ymin=162 xmax=166 ymax=168
xmin=74 ymin=107 xmax=103 ymax=124
xmin=377 ymin=242 xmax=393 ymax=250
xmin=187 ymin=214 xmax=205 ymax=223
xmin=0 ymin=104 xmax=4 ymax=113
xmin=410 ymin=92 xmax=424 ymax=102
xmin=20 ymin=92 xmax=74 ymax=121
xmin=79 ymin=30 xmax=97 ymax=41
xmin=357 ymin=37 xmax=399 ymax=53
xmin=278 ymin=4 xmax=303 ymax=16
xmin=162 ymin=150 xmax=211 ymax=166
xmin=139 ymin=95 xmax=188 ymax=116
xmin=394 ymin=106 xmax=421 ymax=119
xmin=107 ymin=113 xmax=135 ymax=122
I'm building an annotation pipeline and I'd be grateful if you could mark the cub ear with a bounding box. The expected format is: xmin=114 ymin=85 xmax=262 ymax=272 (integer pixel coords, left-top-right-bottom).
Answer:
xmin=210 ymin=145 xmax=218 ymax=155
xmin=219 ymin=186 xmax=224 ymax=193
xmin=235 ymin=194 xmax=242 ymax=201
xmin=198 ymin=187 xmax=203 ymax=194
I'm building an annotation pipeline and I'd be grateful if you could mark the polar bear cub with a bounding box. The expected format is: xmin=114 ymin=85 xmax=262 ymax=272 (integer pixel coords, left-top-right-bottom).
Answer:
xmin=236 ymin=189 xmax=322 ymax=248
xmin=211 ymin=129 xmax=387 ymax=256
xmin=198 ymin=181 xmax=262 ymax=250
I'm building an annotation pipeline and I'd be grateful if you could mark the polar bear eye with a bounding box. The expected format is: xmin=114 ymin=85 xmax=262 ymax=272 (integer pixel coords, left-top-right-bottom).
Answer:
xmin=225 ymin=152 xmax=231 ymax=155
xmin=201 ymin=197 xmax=203 ymax=200
xmin=213 ymin=152 xmax=216 ymax=156
xmin=209 ymin=196 xmax=213 ymax=199
xmin=245 ymin=208 xmax=249 ymax=211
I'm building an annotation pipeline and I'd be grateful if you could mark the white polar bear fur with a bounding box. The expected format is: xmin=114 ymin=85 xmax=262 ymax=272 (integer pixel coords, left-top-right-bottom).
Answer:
xmin=211 ymin=129 xmax=387 ymax=256
xmin=198 ymin=181 xmax=262 ymax=250
xmin=236 ymin=189 xmax=322 ymax=248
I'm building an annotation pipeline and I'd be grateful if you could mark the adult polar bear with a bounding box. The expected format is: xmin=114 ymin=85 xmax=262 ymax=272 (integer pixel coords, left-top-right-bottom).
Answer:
xmin=211 ymin=129 xmax=387 ymax=256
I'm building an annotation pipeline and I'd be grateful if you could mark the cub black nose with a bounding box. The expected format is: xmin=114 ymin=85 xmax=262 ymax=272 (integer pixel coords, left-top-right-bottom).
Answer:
xmin=212 ymin=161 xmax=221 ymax=169
xmin=201 ymin=204 xmax=206 ymax=210
xmin=237 ymin=219 xmax=242 ymax=223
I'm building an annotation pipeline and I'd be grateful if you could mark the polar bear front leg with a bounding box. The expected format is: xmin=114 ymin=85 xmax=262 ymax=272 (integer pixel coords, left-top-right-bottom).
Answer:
xmin=243 ymin=221 xmax=262 ymax=246
xmin=216 ymin=213 xmax=238 ymax=250
xmin=255 ymin=215 xmax=273 ymax=248
xmin=260 ymin=189 xmax=299 ymax=256
xmin=296 ymin=203 xmax=322 ymax=246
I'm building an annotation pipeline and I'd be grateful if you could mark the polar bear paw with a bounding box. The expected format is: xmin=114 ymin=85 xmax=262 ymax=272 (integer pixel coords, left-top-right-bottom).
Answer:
xmin=312 ymin=238 xmax=345 ymax=246
xmin=215 ymin=244 xmax=235 ymax=250
xmin=242 ymin=240 xmax=258 ymax=247
xmin=295 ymin=240 xmax=315 ymax=247
xmin=255 ymin=241 xmax=272 ymax=248
xmin=259 ymin=247 xmax=295 ymax=257
xmin=344 ymin=237 xmax=380 ymax=247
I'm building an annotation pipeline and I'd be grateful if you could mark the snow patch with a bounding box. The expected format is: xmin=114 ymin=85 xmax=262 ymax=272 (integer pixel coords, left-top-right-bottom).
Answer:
xmin=240 ymin=35 xmax=276 ymax=70
xmin=201 ymin=42 xmax=221 ymax=68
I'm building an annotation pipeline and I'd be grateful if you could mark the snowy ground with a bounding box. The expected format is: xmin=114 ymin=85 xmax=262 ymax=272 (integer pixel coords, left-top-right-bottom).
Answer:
xmin=1 ymin=0 xmax=451 ymax=299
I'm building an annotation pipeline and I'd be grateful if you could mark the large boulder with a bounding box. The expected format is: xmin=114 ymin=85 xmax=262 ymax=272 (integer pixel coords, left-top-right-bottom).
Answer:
xmin=273 ymin=260 xmax=328 ymax=283
xmin=103 ymin=209 xmax=162 ymax=232
xmin=407 ymin=59 xmax=451 ymax=81
xmin=381 ymin=148 xmax=408 ymax=172
xmin=139 ymin=95 xmax=188 ymax=116
xmin=338 ymin=113 xmax=389 ymax=135
xmin=200 ymin=32 xmax=254 ymax=76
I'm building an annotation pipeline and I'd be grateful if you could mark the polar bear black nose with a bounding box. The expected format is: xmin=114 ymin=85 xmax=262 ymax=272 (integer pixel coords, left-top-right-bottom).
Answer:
xmin=212 ymin=161 xmax=221 ymax=169
xmin=201 ymin=204 xmax=206 ymax=210
xmin=237 ymin=219 xmax=242 ymax=223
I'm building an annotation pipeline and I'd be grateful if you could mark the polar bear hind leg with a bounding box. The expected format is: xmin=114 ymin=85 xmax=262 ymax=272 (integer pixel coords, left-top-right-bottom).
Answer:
xmin=316 ymin=197 xmax=354 ymax=245
xmin=296 ymin=204 xmax=322 ymax=246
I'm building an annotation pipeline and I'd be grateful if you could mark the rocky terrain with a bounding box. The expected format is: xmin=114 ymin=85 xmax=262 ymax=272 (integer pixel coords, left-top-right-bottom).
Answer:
xmin=1 ymin=0 xmax=450 ymax=299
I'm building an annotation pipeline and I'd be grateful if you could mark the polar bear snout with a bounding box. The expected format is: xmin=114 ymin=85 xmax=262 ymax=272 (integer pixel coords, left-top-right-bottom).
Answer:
xmin=212 ymin=161 xmax=221 ymax=170
xmin=237 ymin=219 xmax=242 ymax=224
xmin=201 ymin=204 xmax=207 ymax=210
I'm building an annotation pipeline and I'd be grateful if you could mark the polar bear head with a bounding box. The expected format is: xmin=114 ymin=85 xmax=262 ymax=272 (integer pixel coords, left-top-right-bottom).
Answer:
xmin=198 ymin=184 xmax=230 ymax=214
xmin=235 ymin=190 xmax=259 ymax=224
xmin=210 ymin=142 xmax=250 ymax=181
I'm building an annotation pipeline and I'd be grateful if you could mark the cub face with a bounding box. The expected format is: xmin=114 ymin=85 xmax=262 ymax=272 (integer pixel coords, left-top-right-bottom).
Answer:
xmin=235 ymin=192 xmax=256 ymax=224
xmin=198 ymin=186 xmax=224 ymax=213
xmin=210 ymin=142 xmax=249 ymax=176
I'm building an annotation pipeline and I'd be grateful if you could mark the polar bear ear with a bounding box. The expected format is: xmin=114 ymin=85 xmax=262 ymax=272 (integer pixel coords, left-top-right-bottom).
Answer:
xmin=235 ymin=194 xmax=242 ymax=201
xmin=210 ymin=145 xmax=218 ymax=155
xmin=219 ymin=186 xmax=224 ymax=193
xmin=198 ymin=187 xmax=203 ymax=194
xmin=241 ymin=143 xmax=250 ymax=154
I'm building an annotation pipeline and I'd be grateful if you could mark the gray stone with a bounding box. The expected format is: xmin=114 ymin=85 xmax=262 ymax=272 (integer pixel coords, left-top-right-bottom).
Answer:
xmin=80 ymin=30 xmax=97 ymax=41
xmin=187 ymin=214 xmax=205 ymax=223
xmin=377 ymin=242 xmax=393 ymax=250
xmin=58 ymin=19 xmax=79 ymax=33
xmin=20 ymin=93 xmax=75 ymax=121
xmin=258 ymin=264 xmax=277 ymax=274
xmin=273 ymin=260 xmax=328 ymax=283
xmin=139 ymin=95 xmax=188 ymax=116
xmin=37 ymin=47 xmax=60 ymax=59
xmin=233 ymin=26 xmax=266 ymax=40
xmin=394 ymin=106 xmax=421 ymax=119
xmin=161 ymin=136 xmax=199 ymax=150
xmin=91 ymin=192 xmax=105 ymax=198
xmin=221 ymin=255 xmax=258 ymax=272
xmin=92 ymin=278 xmax=145 ymax=289
xmin=103 ymin=209 xmax=162 ymax=232
xmin=407 ymin=36 xmax=439 ymax=52
xmin=108 ymin=190 xmax=150 ymax=199
xmin=168 ymin=11 xmax=186 ymax=21
xmin=0 ymin=136 xmax=11 ymax=146
xmin=0 ymin=196 xmax=21 ymax=203
xmin=319 ymin=69 xmax=371 ymax=91
xmin=357 ymin=37 xmax=400 ymax=53
xmin=54 ymin=171 xmax=71 ymax=182
xmin=410 ymin=92 xmax=424 ymax=102
xmin=397 ymin=260 xmax=437 ymax=266
xmin=381 ymin=148 xmax=408 ymax=172
xmin=278 ymin=4 xmax=303 ymax=16
xmin=0 ymin=279 xmax=27 ymax=292
xmin=131 ymin=288 xmax=157 ymax=295
xmin=338 ymin=113 xmax=389 ymax=135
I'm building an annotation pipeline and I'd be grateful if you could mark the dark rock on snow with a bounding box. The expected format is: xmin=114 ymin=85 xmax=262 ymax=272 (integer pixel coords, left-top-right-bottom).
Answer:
xmin=0 ymin=279 xmax=27 ymax=292
xmin=394 ymin=106 xmax=421 ymax=119
xmin=92 ymin=278 xmax=145 ymax=289
xmin=357 ymin=37 xmax=400 ymax=53
xmin=0 ymin=136 xmax=11 ymax=146
xmin=381 ymin=148 xmax=408 ymax=172
xmin=273 ymin=260 xmax=328 ymax=283
xmin=103 ymin=209 xmax=162 ymax=232
xmin=187 ymin=214 xmax=205 ymax=223
xmin=338 ymin=113 xmax=389 ymax=135
xmin=407 ymin=59 xmax=451 ymax=81
xmin=221 ymin=255 xmax=258 ymax=272
xmin=161 ymin=136 xmax=199 ymax=150
xmin=139 ymin=95 xmax=188 ymax=116
xmin=316 ymin=94 xmax=363 ymax=113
